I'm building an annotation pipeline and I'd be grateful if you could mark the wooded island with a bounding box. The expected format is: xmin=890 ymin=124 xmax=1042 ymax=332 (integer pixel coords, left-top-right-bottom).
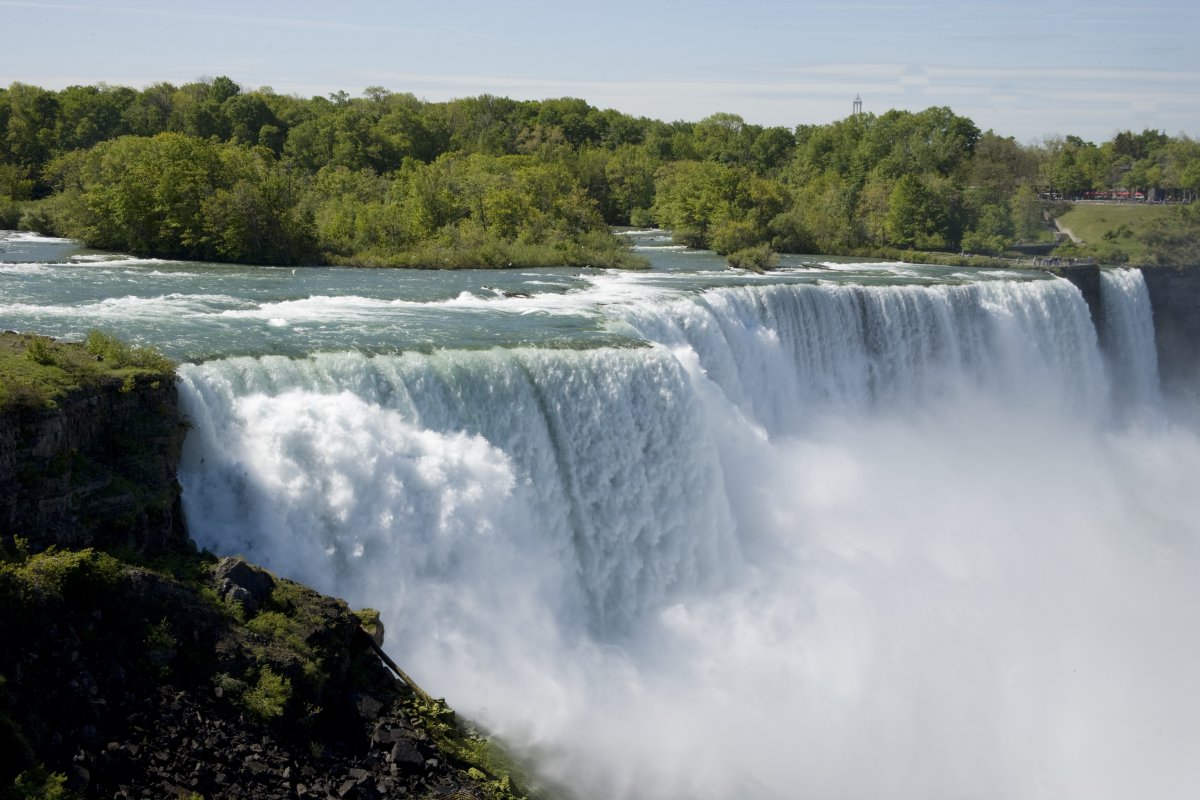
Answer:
xmin=1 ymin=78 xmax=1196 ymax=268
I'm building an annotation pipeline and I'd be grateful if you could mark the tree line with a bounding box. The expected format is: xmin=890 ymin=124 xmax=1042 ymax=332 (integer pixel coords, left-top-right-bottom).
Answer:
xmin=1 ymin=78 xmax=1197 ymax=267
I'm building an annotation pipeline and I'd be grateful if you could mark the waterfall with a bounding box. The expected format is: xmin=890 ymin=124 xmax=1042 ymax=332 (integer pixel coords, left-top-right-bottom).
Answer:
xmin=179 ymin=345 xmax=739 ymax=635
xmin=1099 ymin=268 xmax=1162 ymax=413
xmin=613 ymin=276 xmax=1109 ymax=431
xmin=177 ymin=273 xmax=1200 ymax=800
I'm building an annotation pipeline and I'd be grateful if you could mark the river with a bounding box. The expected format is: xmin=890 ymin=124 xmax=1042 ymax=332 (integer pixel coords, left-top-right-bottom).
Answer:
xmin=3 ymin=229 xmax=1197 ymax=799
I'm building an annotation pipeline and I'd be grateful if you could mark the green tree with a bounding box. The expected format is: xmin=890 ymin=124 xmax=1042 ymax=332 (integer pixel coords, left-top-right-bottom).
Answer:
xmin=968 ymin=131 xmax=1038 ymax=202
xmin=651 ymin=160 xmax=740 ymax=248
xmin=4 ymin=83 xmax=59 ymax=190
xmin=54 ymin=84 xmax=135 ymax=154
xmin=887 ymin=173 xmax=948 ymax=249
xmin=693 ymin=112 xmax=752 ymax=165
xmin=1009 ymin=184 xmax=1044 ymax=242
xmin=222 ymin=93 xmax=281 ymax=147
xmin=48 ymin=133 xmax=316 ymax=263
xmin=1142 ymin=203 xmax=1200 ymax=265
xmin=121 ymin=82 xmax=176 ymax=137
xmin=603 ymin=144 xmax=659 ymax=224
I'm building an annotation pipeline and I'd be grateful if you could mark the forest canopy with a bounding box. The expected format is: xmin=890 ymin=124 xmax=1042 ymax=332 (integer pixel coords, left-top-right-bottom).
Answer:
xmin=2 ymin=78 xmax=1197 ymax=267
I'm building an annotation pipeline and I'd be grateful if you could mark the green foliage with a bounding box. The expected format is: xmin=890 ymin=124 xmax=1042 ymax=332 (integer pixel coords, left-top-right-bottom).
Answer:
xmin=2 ymin=766 xmax=75 ymax=800
xmin=23 ymin=337 xmax=55 ymax=366
xmin=354 ymin=608 xmax=384 ymax=643
xmin=887 ymin=174 xmax=948 ymax=249
xmin=1141 ymin=202 xmax=1200 ymax=266
xmin=308 ymin=152 xmax=646 ymax=268
xmin=16 ymin=202 xmax=56 ymax=236
xmin=1 ymin=331 xmax=172 ymax=411
xmin=1054 ymin=203 xmax=1176 ymax=264
xmin=4 ymin=79 xmax=1200 ymax=267
xmin=726 ymin=245 xmax=779 ymax=272
xmin=0 ymin=197 xmax=20 ymax=229
xmin=84 ymin=329 xmax=174 ymax=371
xmin=242 ymin=666 xmax=292 ymax=721
xmin=245 ymin=610 xmax=320 ymax=679
xmin=406 ymin=697 xmax=534 ymax=800
xmin=4 ymin=548 xmax=125 ymax=603
xmin=1010 ymin=185 xmax=1047 ymax=242
xmin=651 ymin=160 xmax=750 ymax=249
xmin=46 ymin=133 xmax=320 ymax=264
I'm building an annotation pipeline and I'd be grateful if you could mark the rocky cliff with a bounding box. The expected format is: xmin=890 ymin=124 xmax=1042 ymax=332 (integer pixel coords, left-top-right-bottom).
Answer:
xmin=1 ymin=333 xmax=543 ymax=800
xmin=0 ymin=373 xmax=188 ymax=555
xmin=1139 ymin=266 xmax=1200 ymax=401
xmin=0 ymin=550 xmax=531 ymax=800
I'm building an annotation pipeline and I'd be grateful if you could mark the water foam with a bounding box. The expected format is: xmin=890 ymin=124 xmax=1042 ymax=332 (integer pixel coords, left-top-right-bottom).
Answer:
xmin=177 ymin=273 xmax=1199 ymax=799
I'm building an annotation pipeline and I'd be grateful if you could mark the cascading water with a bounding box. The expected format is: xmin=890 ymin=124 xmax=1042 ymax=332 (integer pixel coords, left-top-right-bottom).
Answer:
xmin=177 ymin=345 xmax=737 ymax=635
xmin=174 ymin=272 xmax=1200 ymax=800
xmin=1099 ymin=268 xmax=1162 ymax=414
xmin=5 ymin=233 xmax=1195 ymax=799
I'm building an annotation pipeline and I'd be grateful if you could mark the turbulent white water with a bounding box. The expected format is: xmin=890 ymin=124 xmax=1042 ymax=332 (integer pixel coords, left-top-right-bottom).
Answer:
xmin=169 ymin=267 xmax=1200 ymax=800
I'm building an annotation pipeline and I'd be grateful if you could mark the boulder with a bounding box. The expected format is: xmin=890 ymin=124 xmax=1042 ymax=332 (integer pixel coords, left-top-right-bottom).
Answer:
xmin=213 ymin=557 xmax=276 ymax=614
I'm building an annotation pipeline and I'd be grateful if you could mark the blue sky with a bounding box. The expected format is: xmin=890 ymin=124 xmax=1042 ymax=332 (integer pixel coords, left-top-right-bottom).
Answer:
xmin=2 ymin=0 xmax=1197 ymax=143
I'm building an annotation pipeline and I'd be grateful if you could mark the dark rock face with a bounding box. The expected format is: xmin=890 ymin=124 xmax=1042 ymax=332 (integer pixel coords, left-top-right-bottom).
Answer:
xmin=215 ymin=556 xmax=277 ymax=615
xmin=0 ymin=557 xmax=506 ymax=799
xmin=1052 ymin=264 xmax=1105 ymax=337
xmin=0 ymin=376 xmax=189 ymax=554
xmin=1 ymin=374 xmax=529 ymax=799
xmin=1140 ymin=266 xmax=1200 ymax=400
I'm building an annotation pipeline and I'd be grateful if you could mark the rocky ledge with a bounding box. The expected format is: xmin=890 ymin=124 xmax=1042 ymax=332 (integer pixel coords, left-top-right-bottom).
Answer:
xmin=0 ymin=549 xmax=531 ymax=800
xmin=1 ymin=332 xmax=543 ymax=800
xmin=1 ymin=332 xmax=187 ymax=555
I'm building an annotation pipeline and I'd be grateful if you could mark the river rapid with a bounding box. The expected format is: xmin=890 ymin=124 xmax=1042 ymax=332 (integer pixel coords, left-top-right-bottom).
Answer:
xmin=3 ymin=229 xmax=1198 ymax=799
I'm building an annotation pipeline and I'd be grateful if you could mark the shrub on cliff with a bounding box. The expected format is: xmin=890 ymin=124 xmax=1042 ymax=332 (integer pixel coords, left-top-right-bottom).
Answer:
xmin=0 ymin=330 xmax=173 ymax=410
xmin=83 ymin=330 xmax=173 ymax=371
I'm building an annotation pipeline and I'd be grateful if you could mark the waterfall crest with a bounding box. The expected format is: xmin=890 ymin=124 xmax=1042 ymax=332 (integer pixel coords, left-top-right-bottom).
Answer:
xmin=177 ymin=272 xmax=1199 ymax=800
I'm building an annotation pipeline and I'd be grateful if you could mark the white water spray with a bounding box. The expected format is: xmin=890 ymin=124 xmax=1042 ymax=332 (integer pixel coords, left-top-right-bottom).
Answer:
xmin=178 ymin=274 xmax=1200 ymax=799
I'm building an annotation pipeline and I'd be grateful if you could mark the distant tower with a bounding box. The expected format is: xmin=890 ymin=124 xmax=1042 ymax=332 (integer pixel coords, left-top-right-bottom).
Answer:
xmin=853 ymin=95 xmax=863 ymax=117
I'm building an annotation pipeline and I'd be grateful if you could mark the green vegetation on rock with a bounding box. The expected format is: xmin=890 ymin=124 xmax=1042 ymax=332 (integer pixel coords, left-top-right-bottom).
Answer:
xmin=0 ymin=330 xmax=173 ymax=411
xmin=726 ymin=244 xmax=779 ymax=272
xmin=0 ymin=542 xmax=540 ymax=798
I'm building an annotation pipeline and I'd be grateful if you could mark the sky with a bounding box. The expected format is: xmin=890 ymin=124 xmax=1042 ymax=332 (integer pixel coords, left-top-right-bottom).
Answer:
xmin=1 ymin=0 xmax=1197 ymax=143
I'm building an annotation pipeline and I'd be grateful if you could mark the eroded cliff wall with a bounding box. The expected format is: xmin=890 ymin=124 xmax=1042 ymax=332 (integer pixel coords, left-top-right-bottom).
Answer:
xmin=0 ymin=375 xmax=189 ymax=553
xmin=1140 ymin=266 xmax=1200 ymax=400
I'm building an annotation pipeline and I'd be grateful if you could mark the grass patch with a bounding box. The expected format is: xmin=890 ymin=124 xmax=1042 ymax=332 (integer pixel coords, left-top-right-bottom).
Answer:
xmin=1053 ymin=203 xmax=1175 ymax=263
xmin=0 ymin=331 xmax=173 ymax=411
